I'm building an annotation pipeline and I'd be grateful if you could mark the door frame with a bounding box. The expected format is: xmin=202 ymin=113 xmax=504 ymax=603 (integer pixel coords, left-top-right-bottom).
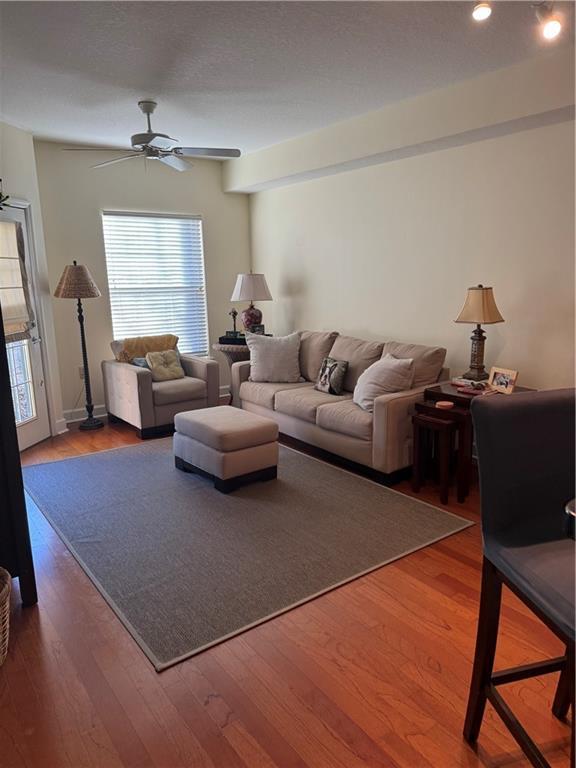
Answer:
xmin=3 ymin=198 xmax=63 ymax=440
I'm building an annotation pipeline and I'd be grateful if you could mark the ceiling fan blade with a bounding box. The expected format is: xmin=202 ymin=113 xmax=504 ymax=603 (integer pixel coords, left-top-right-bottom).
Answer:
xmin=63 ymin=147 xmax=127 ymax=151
xmin=92 ymin=154 xmax=142 ymax=169
xmin=148 ymin=135 xmax=179 ymax=150
xmin=176 ymin=147 xmax=241 ymax=159
xmin=158 ymin=154 xmax=190 ymax=172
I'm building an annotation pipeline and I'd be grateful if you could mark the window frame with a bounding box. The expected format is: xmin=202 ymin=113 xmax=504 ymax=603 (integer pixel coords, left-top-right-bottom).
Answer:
xmin=101 ymin=210 xmax=210 ymax=357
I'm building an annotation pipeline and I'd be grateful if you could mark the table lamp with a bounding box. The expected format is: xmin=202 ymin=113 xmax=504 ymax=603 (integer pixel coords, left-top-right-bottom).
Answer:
xmin=54 ymin=261 xmax=104 ymax=430
xmin=230 ymin=273 xmax=272 ymax=331
xmin=455 ymin=284 xmax=504 ymax=381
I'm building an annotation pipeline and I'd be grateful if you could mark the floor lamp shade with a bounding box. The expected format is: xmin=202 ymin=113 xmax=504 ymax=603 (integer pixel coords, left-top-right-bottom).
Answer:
xmin=54 ymin=263 xmax=101 ymax=299
xmin=53 ymin=261 xmax=103 ymax=430
xmin=455 ymin=285 xmax=504 ymax=381
xmin=230 ymin=273 xmax=272 ymax=330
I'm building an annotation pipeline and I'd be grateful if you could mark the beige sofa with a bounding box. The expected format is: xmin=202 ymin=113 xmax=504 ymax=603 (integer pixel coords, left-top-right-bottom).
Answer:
xmin=231 ymin=332 xmax=448 ymax=477
xmin=102 ymin=354 xmax=220 ymax=438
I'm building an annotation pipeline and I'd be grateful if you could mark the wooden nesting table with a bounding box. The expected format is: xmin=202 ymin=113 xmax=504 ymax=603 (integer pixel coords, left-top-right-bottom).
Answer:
xmin=413 ymin=382 xmax=533 ymax=504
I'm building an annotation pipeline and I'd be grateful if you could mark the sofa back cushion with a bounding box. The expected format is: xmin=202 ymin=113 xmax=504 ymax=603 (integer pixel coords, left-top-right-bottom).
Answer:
xmin=111 ymin=333 xmax=179 ymax=363
xmin=328 ymin=335 xmax=384 ymax=392
xmin=382 ymin=341 xmax=446 ymax=388
xmin=245 ymin=331 xmax=301 ymax=383
xmin=299 ymin=330 xmax=339 ymax=381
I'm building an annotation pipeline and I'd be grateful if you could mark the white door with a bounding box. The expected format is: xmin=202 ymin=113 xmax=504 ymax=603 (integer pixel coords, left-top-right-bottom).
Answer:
xmin=1 ymin=207 xmax=51 ymax=450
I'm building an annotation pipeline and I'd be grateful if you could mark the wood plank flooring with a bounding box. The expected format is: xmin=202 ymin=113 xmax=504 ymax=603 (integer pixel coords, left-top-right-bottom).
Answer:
xmin=0 ymin=421 xmax=570 ymax=767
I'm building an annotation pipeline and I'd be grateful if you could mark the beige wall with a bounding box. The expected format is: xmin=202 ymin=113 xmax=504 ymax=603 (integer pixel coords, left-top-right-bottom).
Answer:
xmin=250 ymin=119 xmax=575 ymax=390
xmin=0 ymin=122 xmax=65 ymax=432
xmin=34 ymin=142 xmax=251 ymax=417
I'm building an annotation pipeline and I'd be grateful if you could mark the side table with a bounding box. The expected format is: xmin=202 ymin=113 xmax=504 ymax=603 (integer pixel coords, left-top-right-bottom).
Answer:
xmin=212 ymin=343 xmax=251 ymax=368
xmin=423 ymin=382 xmax=535 ymax=502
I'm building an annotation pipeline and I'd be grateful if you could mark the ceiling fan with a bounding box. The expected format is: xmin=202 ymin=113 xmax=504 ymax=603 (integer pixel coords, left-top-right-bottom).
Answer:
xmin=64 ymin=100 xmax=241 ymax=171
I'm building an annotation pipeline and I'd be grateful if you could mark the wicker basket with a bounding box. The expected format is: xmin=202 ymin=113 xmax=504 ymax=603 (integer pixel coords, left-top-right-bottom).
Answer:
xmin=0 ymin=567 xmax=11 ymax=667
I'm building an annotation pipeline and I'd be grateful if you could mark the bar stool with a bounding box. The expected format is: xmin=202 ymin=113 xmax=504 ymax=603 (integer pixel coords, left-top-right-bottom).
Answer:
xmin=464 ymin=389 xmax=575 ymax=767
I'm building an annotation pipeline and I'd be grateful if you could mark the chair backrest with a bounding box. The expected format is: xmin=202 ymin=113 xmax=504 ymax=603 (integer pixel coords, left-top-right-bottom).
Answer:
xmin=471 ymin=389 xmax=575 ymax=542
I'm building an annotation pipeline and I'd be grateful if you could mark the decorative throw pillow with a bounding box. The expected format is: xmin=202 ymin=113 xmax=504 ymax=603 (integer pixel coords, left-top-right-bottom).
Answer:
xmin=145 ymin=350 xmax=185 ymax=382
xmin=245 ymin=332 xmax=301 ymax=383
xmin=315 ymin=357 xmax=349 ymax=396
xmin=353 ymin=354 xmax=415 ymax=412
xmin=132 ymin=357 xmax=150 ymax=369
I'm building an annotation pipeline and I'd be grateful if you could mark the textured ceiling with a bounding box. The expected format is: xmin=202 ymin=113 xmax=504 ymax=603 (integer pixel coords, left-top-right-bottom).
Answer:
xmin=0 ymin=1 xmax=573 ymax=153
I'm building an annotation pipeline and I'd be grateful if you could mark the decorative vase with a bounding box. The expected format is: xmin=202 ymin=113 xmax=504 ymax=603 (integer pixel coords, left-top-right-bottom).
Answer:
xmin=241 ymin=303 xmax=262 ymax=331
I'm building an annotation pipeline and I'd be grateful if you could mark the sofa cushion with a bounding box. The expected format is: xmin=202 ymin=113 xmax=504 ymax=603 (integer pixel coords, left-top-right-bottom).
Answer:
xmin=175 ymin=405 xmax=278 ymax=452
xmin=382 ymin=341 xmax=446 ymax=388
xmin=316 ymin=400 xmax=373 ymax=441
xmin=240 ymin=381 xmax=312 ymax=410
xmin=299 ymin=330 xmax=339 ymax=381
xmin=328 ymin=335 xmax=384 ymax=392
xmin=111 ymin=334 xmax=178 ymax=363
xmin=275 ymin=386 xmax=351 ymax=423
xmin=152 ymin=377 xmax=206 ymax=406
xmin=353 ymin=355 xmax=415 ymax=412
xmin=246 ymin=332 xmax=301 ymax=383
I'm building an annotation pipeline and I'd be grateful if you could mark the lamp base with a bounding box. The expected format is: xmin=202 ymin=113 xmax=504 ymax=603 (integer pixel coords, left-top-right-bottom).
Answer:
xmin=462 ymin=324 xmax=488 ymax=382
xmin=461 ymin=368 xmax=489 ymax=382
xmin=241 ymin=303 xmax=263 ymax=331
xmin=79 ymin=416 xmax=104 ymax=431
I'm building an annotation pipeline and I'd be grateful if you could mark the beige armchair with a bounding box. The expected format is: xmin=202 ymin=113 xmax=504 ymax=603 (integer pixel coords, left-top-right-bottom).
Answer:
xmin=102 ymin=354 xmax=220 ymax=438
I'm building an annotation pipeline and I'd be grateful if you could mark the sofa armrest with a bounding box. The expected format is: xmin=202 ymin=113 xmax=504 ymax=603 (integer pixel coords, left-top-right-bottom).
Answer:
xmin=180 ymin=354 xmax=220 ymax=407
xmin=372 ymin=384 xmax=431 ymax=474
xmin=230 ymin=361 xmax=251 ymax=407
xmin=101 ymin=360 xmax=154 ymax=430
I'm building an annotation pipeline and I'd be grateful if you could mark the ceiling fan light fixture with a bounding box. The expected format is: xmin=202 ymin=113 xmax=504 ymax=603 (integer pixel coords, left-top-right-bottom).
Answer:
xmin=472 ymin=2 xmax=492 ymax=21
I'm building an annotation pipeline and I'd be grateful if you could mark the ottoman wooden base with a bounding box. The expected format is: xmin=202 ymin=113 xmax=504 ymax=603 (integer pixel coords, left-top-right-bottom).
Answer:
xmin=175 ymin=456 xmax=277 ymax=494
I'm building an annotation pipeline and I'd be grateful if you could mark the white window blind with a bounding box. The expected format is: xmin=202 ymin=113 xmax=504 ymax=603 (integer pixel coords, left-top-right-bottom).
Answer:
xmin=102 ymin=213 xmax=209 ymax=355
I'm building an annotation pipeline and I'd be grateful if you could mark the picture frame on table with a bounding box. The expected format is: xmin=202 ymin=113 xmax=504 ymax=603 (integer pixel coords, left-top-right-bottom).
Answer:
xmin=488 ymin=366 xmax=518 ymax=394
xmin=251 ymin=324 xmax=265 ymax=335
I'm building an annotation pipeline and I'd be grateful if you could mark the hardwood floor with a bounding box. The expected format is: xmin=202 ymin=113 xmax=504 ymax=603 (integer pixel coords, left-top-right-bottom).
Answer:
xmin=2 ymin=422 xmax=570 ymax=767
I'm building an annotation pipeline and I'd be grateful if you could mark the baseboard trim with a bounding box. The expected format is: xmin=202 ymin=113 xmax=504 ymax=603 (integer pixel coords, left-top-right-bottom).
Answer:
xmin=64 ymin=404 xmax=107 ymax=424
xmin=53 ymin=417 xmax=69 ymax=435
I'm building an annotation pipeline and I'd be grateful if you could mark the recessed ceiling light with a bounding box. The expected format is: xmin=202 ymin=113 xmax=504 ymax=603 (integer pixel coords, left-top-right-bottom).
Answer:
xmin=535 ymin=3 xmax=563 ymax=40
xmin=472 ymin=2 xmax=492 ymax=22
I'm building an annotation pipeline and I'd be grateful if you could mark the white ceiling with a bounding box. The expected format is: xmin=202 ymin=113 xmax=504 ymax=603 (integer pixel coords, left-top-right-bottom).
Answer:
xmin=0 ymin=1 xmax=573 ymax=153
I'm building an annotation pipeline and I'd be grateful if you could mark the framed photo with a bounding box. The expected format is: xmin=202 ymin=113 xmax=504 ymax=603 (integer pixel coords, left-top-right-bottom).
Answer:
xmin=251 ymin=324 xmax=265 ymax=335
xmin=488 ymin=366 xmax=518 ymax=394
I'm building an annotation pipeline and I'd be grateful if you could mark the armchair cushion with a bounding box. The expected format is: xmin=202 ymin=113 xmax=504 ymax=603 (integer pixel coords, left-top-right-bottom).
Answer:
xmin=152 ymin=377 xmax=206 ymax=406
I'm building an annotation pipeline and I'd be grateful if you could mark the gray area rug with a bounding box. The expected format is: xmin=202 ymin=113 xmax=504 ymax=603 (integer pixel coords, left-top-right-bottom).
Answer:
xmin=23 ymin=439 xmax=472 ymax=671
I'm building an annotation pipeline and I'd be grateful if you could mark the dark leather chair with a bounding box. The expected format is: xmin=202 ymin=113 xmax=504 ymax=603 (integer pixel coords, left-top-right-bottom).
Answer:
xmin=464 ymin=389 xmax=575 ymax=768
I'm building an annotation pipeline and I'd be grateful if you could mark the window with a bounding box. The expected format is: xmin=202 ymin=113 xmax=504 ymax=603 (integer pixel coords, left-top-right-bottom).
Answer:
xmin=102 ymin=213 xmax=209 ymax=355
xmin=7 ymin=339 xmax=36 ymax=425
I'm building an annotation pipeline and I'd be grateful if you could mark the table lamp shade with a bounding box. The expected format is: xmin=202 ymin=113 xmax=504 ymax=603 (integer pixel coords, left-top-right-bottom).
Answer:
xmin=455 ymin=285 xmax=504 ymax=325
xmin=54 ymin=262 xmax=101 ymax=299
xmin=230 ymin=273 xmax=272 ymax=303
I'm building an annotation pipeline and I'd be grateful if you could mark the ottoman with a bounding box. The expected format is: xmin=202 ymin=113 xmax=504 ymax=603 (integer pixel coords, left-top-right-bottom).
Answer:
xmin=173 ymin=405 xmax=279 ymax=493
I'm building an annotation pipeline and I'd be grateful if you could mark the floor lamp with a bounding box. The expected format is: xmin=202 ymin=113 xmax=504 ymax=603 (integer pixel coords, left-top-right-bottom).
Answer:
xmin=54 ymin=261 xmax=104 ymax=430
